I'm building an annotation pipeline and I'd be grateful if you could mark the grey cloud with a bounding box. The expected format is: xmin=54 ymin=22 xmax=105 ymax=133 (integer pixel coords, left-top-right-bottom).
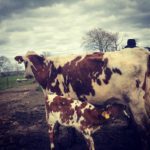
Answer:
xmin=118 ymin=13 xmax=150 ymax=29
xmin=0 ymin=39 xmax=9 ymax=45
xmin=0 ymin=0 xmax=55 ymax=20
xmin=80 ymin=0 xmax=134 ymax=16
xmin=135 ymin=0 xmax=150 ymax=13
xmin=0 ymin=0 xmax=149 ymax=62
xmin=80 ymin=0 xmax=150 ymax=29
xmin=0 ymin=0 xmax=80 ymax=21
xmin=5 ymin=26 xmax=28 ymax=32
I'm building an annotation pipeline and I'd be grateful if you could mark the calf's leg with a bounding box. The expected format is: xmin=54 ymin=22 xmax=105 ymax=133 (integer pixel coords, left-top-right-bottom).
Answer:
xmin=48 ymin=124 xmax=55 ymax=150
xmin=81 ymin=129 xmax=95 ymax=150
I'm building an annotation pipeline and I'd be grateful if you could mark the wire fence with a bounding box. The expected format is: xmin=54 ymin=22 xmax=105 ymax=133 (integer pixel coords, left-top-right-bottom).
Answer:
xmin=0 ymin=75 xmax=34 ymax=91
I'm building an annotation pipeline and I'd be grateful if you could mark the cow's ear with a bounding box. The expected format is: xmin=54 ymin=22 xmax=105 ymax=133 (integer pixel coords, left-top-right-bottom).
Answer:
xmin=29 ymin=55 xmax=45 ymax=65
xmin=14 ymin=56 xmax=24 ymax=64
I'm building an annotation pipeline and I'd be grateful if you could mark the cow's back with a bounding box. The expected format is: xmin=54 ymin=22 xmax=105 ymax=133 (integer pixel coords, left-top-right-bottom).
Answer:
xmin=54 ymin=48 xmax=148 ymax=103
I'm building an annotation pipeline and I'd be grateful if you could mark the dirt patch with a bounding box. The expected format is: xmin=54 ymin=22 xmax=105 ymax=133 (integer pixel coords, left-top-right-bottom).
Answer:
xmin=0 ymin=84 xmax=144 ymax=150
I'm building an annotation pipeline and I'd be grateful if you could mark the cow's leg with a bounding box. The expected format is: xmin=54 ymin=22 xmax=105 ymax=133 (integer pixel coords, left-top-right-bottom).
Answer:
xmin=48 ymin=124 xmax=55 ymax=150
xmin=81 ymin=129 xmax=95 ymax=150
xmin=83 ymin=134 xmax=95 ymax=150
xmin=129 ymin=88 xmax=150 ymax=150
xmin=129 ymin=88 xmax=149 ymax=130
xmin=126 ymin=81 xmax=149 ymax=127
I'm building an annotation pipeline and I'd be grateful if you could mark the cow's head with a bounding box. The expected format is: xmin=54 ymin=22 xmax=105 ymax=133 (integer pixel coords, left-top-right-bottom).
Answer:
xmin=15 ymin=51 xmax=45 ymax=79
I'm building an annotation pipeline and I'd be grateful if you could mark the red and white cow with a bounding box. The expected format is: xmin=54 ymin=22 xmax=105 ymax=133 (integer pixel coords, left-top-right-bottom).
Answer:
xmin=15 ymin=48 xmax=150 ymax=131
xmin=45 ymin=94 xmax=109 ymax=150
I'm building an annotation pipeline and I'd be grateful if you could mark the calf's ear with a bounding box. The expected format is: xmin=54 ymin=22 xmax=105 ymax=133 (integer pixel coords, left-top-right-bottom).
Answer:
xmin=14 ymin=56 xmax=24 ymax=64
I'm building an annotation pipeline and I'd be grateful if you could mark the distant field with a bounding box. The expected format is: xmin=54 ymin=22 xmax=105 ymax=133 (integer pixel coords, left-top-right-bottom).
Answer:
xmin=0 ymin=75 xmax=34 ymax=91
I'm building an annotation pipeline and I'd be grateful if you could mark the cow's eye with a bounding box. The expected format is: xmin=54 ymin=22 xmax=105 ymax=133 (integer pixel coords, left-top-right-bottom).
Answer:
xmin=24 ymin=61 xmax=28 ymax=68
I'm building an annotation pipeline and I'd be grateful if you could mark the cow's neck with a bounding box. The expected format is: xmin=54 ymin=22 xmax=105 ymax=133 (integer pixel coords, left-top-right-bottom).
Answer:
xmin=31 ymin=66 xmax=48 ymax=89
xmin=31 ymin=61 xmax=62 ymax=90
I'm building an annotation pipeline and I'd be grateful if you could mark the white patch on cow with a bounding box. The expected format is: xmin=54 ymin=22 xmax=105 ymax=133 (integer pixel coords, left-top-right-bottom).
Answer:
xmin=48 ymin=111 xmax=61 ymax=124
xmin=51 ymin=78 xmax=57 ymax=87
xmin=57 ymin=74 xmax=65 ymax=89
xmin=71 ymin=100 xmax=81 ymax=108
xmin=47 ymin=94 xmax=58 ymax=104
xmin=22 ymin=57 xmax=35 ymax=78
xmin=51 ymin=143 xmax=54 ymax=149
xmin=25 ymin=51 xmax=37 ymax=56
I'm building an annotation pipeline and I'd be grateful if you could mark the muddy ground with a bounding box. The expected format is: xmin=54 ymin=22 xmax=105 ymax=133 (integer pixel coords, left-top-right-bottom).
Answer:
xmin=0 ymin=83 xmax=145 ymax=150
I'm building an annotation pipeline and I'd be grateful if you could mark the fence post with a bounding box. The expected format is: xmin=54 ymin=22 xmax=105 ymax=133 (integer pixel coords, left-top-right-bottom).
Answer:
xmin=6 ymin=77 xmax=9 ymax=88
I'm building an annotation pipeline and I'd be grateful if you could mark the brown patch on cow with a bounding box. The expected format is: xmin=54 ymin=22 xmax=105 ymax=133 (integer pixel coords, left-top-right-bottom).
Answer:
xmin=136 ymin=79 xmax=141 ymax=88
xmin=75 ymin=102 xmax=105 ymax=130
xmin=14 ymin=56 xmax=24 ymax=63
xmin=86 ymin=52 xmax=104 ymax=61
xmin=96 ymin=79 xmax=101 ymax=85
xmin=28 ymin=55 xmax=50 ymax=89
xmin=50 ymin=80 xmax=62 ymax=95
xmin=62 ymin=52 xmax=108 ymax=100
xmin=142 ymin=72 xmax=148 ymax=100
xmin=28 ymin=55 xmax=45 ymax=67
xmin=73 ymin=56 xmax=82 ymax=62
xmin=46 ymin=63 xmax=62 ymax=95
xmin=142 ymin=55 xmax=150 ymax=96
xmin=147 ymin=55 xmax=150 ymax=76
xmin=80 ymin=108 xmax=100 ymax=128
xmin=28 ymin=55 xmax=62 ymax=94
xmin=75 ymin=102 xmax=87 ymax=121
xmin=112 ymin=68 xmax=122 ymax=75
xmin=103 ymin=67 xmax=112 ymax=84
xmin=48 ymin=96 xmax=74 ymax=123
xmin=79 ymin=96 xmax=88 ymax=102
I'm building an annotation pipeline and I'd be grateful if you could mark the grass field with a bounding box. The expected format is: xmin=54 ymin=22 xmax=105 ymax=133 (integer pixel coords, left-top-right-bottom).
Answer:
xmin=0 ymin=75 xmax=34 ymax=91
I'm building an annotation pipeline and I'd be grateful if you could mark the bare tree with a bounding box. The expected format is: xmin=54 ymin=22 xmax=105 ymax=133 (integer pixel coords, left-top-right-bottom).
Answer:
xmin=0 ymin=56 xmax=12 ymax=73
xmin=82 ymin=28 xmax=121 ymax=52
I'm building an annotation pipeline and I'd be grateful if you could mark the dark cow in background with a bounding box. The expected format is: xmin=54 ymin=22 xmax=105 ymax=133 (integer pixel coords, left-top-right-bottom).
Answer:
xmin=15 ymin=48 xmax=150 ymax=149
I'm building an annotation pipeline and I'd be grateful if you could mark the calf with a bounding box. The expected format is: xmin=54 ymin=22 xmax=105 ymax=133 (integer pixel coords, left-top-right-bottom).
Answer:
xmin=15 ymin=48 xmax=150 ymax=131
xmin=45 ymin=94 xmax=109 ymax=150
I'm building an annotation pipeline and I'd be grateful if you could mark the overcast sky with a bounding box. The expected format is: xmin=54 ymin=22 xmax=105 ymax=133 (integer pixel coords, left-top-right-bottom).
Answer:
xmin=0 ymin=0 xmax=150 ymax=62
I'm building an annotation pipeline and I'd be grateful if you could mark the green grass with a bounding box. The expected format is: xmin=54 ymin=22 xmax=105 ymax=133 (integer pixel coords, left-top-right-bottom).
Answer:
xmin=0 ymin=75 xmax=34 ymax=91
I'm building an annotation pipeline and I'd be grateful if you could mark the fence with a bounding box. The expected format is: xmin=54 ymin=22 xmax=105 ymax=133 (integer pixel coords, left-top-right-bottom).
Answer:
xmin=0 ymin=75 xmax=34 ymax=91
